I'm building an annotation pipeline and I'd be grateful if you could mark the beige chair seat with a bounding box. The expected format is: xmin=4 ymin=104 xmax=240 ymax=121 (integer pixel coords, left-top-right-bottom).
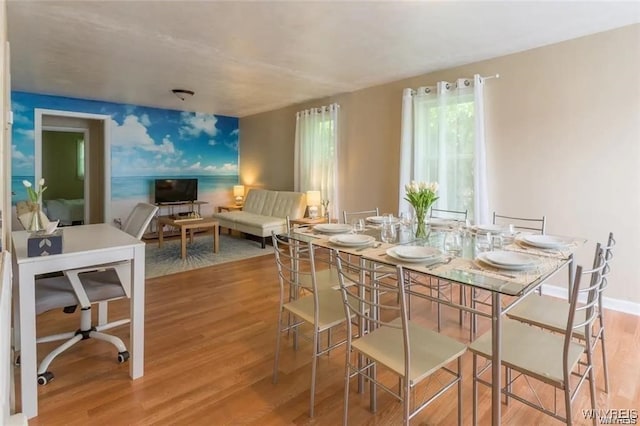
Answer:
xmin=284 ymin=289 xmax=349 ymax=331
xmin=353 ymin=318 xmax=467 ymax=386
xmin=507 ymin=295 xmax=588 ymax=339
xmin=469 ymin=319 xmax=585 ymax=386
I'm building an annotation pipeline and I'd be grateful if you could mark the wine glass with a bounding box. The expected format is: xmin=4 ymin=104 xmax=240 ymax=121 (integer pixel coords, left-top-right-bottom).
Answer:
xmin=381 ymin=222 xmax=397 ymax=243
xmin=351 ymin=218 xmax=365 ymax=234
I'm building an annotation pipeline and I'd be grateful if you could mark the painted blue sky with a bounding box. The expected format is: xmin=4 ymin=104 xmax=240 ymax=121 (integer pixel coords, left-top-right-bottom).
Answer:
xmin=11 ymin=92 xmax=239 ymax=177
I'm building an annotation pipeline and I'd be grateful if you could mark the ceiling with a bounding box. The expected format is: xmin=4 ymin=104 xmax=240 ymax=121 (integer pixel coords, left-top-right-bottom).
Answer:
xmin=6 ymin=1 xmax=640 ymax=118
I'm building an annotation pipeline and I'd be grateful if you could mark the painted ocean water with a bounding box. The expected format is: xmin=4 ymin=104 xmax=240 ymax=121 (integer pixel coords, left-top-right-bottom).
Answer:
xmin=111 ymin=175 xmax=239 ymax=201
xmin=12 ymin=175 xmax=239 ymax=203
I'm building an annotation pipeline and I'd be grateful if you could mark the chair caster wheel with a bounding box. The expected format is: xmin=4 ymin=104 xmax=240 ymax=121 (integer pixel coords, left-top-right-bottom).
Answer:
xmin=38 ymin=372 xmax=54 ymax=385
xmin=117 ymin=351 xmax=130 ymax=363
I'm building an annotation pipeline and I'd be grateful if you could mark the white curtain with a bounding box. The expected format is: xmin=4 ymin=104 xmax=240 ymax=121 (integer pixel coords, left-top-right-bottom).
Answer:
xmin=294 ymin=103 xmax=340 ymax=219
xmin=398 ymin=74 xmax=488 ymax=224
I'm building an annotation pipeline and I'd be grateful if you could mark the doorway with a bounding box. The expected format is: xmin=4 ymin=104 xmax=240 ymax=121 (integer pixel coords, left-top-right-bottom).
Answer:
xmin=41 ymin=129 xmax=87 ymax=225
xmin=34 ymin=109 xmax=111 ymax=224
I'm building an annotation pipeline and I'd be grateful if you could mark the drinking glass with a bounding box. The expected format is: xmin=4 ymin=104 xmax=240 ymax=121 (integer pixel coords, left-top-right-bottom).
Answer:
xmin=444 ymin=229 xmax=462 ymax=256
xmin=475 ymin=232 xmax=493 ymax=254
xmin=381 ymin=222 xmax=397 ymax=243
xmin=491 ymin=234 xmax=503 ymax=250
xmin=399 ymin=211 xmax=413 ymax=228
xmin=351 ymin=218 xmax=365 ymax=234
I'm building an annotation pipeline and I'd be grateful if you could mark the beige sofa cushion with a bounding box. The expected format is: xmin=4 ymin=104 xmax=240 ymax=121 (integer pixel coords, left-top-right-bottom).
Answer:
xmin=211 ymin=189 xmax=306 ymax=246
xmin=242 ymin=189 xmax=306 ymax=219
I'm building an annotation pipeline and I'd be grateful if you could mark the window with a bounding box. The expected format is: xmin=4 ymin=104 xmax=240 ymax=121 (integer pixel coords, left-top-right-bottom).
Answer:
xmin=400 ymin=76 xmax=488 ymax=223
xmin=294 ymin=104 xmax=340 ymax=219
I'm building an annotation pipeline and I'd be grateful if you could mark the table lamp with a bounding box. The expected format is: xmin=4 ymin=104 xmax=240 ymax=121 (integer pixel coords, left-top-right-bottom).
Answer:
xmin=233 ymin=185 xmax=245 ymax=205
xmin=306 ymin=190 xmax=321 ymax=219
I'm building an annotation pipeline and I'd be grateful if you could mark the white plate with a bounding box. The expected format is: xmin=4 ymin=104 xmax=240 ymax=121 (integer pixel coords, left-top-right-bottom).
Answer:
xmin=313 ymin=223 xmax=353 ymax=234
xmin=475 ymin=224 xmax=506 ymax=233
xmin=329 ymin=234 xmax=375 ymax=247
xmin=520 ymin=235 xmax=569 ymax=249
xmin=393 ymin=246 xmax=442 ymax=259
xmin=386 ymin=247 xmax=443 ymax=263
xmin=477 ymin=251 xmax=538 ymax=270
xmin=366 ymin=216 xmax=399 ymax=224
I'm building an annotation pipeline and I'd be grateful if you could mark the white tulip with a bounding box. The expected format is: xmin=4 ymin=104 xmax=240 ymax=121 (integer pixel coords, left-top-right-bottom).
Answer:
xmin=22 ymin=180 xmax=32 ymax=188
xmin=39 ymin=178 xmax=45 ymax=186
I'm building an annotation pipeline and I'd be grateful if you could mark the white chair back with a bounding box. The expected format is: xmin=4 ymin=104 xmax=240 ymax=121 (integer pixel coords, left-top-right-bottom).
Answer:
xmin=122 ymin=203 xmax=159 ymax=240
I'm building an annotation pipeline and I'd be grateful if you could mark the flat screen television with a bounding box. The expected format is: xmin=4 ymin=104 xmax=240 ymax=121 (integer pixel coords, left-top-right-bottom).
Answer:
xmin=154 ymin=179 xmax=198 ymax=204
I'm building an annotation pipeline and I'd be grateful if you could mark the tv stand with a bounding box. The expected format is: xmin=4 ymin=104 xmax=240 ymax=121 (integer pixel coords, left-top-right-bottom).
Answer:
xmin=145 ymin=201 xmax=209 ymax=240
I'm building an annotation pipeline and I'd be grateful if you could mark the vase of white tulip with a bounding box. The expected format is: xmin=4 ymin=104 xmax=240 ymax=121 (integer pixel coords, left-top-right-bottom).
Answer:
xmin=23 ymin=179 xmax=47 ymax=232
xmin=404 ymin=181 xmax=439 ymax=239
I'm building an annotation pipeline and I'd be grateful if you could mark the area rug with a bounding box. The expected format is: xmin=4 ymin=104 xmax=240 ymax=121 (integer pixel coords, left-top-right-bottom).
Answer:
xmin=145 ymin=233 xmax=270 ymax=278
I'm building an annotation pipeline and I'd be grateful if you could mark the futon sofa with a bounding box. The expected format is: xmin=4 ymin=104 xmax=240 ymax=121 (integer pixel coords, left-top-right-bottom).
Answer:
xmin=212 ymin=189 xmax=306 ymax=248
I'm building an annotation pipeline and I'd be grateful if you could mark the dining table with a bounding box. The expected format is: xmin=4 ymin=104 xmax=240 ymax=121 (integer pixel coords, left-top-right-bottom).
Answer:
xmin=290 ymin=220 xmax=584 ymax=426
xmin=11 ymin=223 xmax=146 ymax=419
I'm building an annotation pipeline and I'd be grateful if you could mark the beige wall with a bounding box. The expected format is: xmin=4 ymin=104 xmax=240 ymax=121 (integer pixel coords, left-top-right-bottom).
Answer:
xmin=241 ymin=24 xmax=640 ymax=307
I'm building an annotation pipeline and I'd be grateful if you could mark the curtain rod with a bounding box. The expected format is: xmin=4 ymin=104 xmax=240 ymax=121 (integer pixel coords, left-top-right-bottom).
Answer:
xmin=481 ymin=73 xmax=500 ymax=80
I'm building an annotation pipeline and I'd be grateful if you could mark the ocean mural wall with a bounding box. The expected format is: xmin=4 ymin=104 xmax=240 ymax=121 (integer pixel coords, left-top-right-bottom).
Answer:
xmin=11 ymin=92 xmax=239 ymax=222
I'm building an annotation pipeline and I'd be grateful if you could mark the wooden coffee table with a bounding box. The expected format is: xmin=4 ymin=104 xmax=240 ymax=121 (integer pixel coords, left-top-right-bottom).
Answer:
xmin=157 ymin=216 xmax=219 ymax=259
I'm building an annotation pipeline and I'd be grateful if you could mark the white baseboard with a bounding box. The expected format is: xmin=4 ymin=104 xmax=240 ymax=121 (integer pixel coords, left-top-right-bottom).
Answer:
xmin=541 ymin=284 xmax=640 ymax=316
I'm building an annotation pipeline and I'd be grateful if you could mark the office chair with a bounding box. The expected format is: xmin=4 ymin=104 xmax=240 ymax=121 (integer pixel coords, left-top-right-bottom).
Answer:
xmin=33 ymin=203 xmax=157 ymax=385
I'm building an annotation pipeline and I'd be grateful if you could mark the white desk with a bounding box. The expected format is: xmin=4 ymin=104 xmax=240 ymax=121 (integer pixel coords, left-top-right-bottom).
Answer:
xmin=11 ymin=224 xmax=146 ymax=419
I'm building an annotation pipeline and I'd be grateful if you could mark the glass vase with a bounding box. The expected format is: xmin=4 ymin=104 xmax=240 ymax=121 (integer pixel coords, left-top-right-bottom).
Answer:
xmin=28 ymin=203 xmax=45 ymax=232
xmin=414 ymin=207 xmax=427 ymax=239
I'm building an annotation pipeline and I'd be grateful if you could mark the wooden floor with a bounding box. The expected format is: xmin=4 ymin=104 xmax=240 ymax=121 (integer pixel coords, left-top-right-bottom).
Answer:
xmin=21 ymin=253 xmax=640 ymax=425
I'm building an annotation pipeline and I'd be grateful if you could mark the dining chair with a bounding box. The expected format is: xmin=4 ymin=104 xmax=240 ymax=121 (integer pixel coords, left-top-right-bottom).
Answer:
xmin=468 ymin=211 xmax=547 ymax=337
xmin=335 ymin=252 xmax=467 ymax=426
xmin=468 ymin=246 xmax=605 ymax=426
xmin=492 ymin=212 xmax=546 ymax=234
xmin=32 ymin=202 xmax=158 ymax=385
xmin=421 ymin=207 xmax=468 ymax=329
xmin=342 ymin=207 xmax=379 ymax=224
xmin=430 ymin=207 xmax=468 ymax=222
xmin=1 ymin=251 xmax=28 ymax=425
xmin=271 ymin=232 xmax=349 ymax=417
xmin=506 ymin=232 xmax=615 ymax=393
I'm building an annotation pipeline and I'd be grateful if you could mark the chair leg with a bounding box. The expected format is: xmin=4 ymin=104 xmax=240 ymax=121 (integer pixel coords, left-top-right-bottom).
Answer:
xmin=272 ymin=310 xmax=283 ymax=384
xmin=342 ymin=350 xmax=351 ymax=426
xmin=261 ymin=237 xmax=266 ymax=249
xmin=89 ymin=331 xmax=127 ymax=352
xmin=309 ymin=328 xmax=320 ymax=417
xmin=403 ymin=377 xmax=410 ymax=425
xmin=598 ymin=314 xmax=610 ymax=393
xmin=457 ymin=357 xmax=463 ymax=426
xmin=587 ymin=348 xmax=598 ymax=426
xmin=37 ymin=334 xmax=83 ymax=375
xmin=472 ymin=354 xmax=478 ymax=426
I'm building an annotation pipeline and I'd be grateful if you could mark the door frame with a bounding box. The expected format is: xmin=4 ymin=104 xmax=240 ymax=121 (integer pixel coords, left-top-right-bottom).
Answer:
xmin=34 ymin=109 xmax=112 ymax=222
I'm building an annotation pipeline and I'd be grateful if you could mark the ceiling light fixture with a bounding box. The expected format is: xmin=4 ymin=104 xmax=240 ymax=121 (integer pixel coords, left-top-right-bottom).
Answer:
xmin=172 ymin=89 xmax=194 ymax=101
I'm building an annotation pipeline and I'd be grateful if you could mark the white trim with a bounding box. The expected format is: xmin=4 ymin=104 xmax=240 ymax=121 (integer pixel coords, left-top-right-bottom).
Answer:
xmin=34 ymin=109 xmax=112 ymax=223
xmin=542 ymin=284 xmax=640 ymax=316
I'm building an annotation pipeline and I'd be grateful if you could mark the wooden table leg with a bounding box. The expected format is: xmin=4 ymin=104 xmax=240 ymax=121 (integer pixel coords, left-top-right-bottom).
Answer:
xmin=213 ymin=224 xmax=219 ymax=253
xmin=181 ymin=226 xmax=187 ymax=259
xmin=189 ymin=228 xmax=194 ymax=244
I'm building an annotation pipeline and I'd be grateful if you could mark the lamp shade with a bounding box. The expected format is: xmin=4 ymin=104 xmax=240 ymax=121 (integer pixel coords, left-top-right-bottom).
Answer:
xmin=306 ymin=190 xmax=321 ymax=206
xmin=233 ymin=185 xmax=245 ymax=198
